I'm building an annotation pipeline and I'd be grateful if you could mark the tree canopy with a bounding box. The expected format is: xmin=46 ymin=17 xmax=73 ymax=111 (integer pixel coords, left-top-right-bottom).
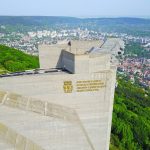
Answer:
xmin=110 ymin=78 xmax=150 ymax=150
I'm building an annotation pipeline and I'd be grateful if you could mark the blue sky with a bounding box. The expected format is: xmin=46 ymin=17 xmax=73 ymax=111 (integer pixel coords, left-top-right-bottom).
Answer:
xmin=0 ymin=0 xmax=150 ymax=18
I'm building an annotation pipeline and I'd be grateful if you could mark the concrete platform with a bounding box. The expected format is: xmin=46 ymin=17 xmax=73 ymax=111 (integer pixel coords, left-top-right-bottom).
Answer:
xmin=0 ymin=105 xmax=92 ymax=150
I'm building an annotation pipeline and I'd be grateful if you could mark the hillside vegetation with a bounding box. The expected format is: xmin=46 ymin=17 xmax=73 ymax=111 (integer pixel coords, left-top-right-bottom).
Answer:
xmin=0 ymin=45 xmax=39 ymax=73
xmin=110 ymin=78 xmax=150 ymax=150
xmin=124 ymin=43 xmax=150 ymax=58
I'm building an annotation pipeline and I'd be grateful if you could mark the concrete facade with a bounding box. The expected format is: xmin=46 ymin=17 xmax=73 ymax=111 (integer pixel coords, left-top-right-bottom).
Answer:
xmin=0 ymin=39 xmax=124 ymax=150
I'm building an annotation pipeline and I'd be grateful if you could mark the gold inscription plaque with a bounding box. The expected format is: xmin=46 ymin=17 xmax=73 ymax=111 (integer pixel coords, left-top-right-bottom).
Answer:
xmin=63 ymin=81 xmax=73 ymax=93
xmin=76 ymin=80 xmax=105 ymax=92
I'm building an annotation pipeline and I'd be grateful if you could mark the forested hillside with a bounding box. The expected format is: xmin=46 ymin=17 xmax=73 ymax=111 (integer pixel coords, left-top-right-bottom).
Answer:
xmin=124 ymin=43 xmax=150 ymax=58
xmin=0 ymin=45 xmax=39 ymax=74
xmin=110 ymin=78 xmax=150 ymax=150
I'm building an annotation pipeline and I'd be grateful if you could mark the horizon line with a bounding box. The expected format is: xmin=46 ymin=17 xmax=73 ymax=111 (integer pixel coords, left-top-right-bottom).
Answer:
xmin=0 ymin=15 xmax=150 ymax=19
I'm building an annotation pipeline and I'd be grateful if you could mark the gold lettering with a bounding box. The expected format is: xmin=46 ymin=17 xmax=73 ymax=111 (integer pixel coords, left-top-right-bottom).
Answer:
xmin=76 ymin=80 xmax=105 ymax=92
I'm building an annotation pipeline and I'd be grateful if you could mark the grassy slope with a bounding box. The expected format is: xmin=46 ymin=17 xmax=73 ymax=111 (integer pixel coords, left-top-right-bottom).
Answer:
xmin=0 ymin=45 xmax=39 ymax=73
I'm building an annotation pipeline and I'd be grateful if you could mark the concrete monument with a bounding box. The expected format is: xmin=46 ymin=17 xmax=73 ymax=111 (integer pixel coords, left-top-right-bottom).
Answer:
xmin=0 ymin=38 xmax=124 ymax=150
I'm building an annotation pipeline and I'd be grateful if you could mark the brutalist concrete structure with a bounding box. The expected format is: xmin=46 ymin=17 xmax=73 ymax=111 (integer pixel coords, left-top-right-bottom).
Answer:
xmin=0 ymin=39 xmax=124 ymax=150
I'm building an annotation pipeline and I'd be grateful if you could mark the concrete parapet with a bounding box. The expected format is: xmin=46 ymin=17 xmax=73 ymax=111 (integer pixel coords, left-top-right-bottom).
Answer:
xmin=0 ymin=90 xmax=7 ymax=104
xmin=4 ymin=93 xmax=28 ymax=109
xmin=2 ymin=91 xmax=79 ymax=124
xmin=46 ymin=102 xmax=79 ymax=123
xmin=0 ymin=122 xmax=43 ymax=150
xmin=28 ymin=98 xmax=45 ymax=115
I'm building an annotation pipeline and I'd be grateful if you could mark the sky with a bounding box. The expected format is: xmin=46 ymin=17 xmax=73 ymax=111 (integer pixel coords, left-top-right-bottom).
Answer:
xmin=0 ymin=0 xmax=150 ymax=18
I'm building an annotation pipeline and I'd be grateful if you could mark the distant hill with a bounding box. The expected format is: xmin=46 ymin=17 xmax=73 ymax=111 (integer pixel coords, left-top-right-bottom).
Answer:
xmin=0 ymin=16 xmax=150 ymax=26
xmin=0 ymin=16 xmax=150 ymax=36
xmin=0 ymin=16 xmax=82 ymax=26
xmin=0 ymin=45 xmax=39 ymax=73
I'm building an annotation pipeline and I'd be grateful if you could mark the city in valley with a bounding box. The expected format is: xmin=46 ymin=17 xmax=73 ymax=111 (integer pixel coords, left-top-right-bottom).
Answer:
xmin=0 ymin=17 xmax=150 ymax=89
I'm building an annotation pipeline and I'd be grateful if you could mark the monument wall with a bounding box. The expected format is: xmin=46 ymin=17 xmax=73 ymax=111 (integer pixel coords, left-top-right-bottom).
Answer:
xmin=0 ymin=66 xmax=116 ymax=150
xmin=38 ymin=44 xmax=63 ymax=69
